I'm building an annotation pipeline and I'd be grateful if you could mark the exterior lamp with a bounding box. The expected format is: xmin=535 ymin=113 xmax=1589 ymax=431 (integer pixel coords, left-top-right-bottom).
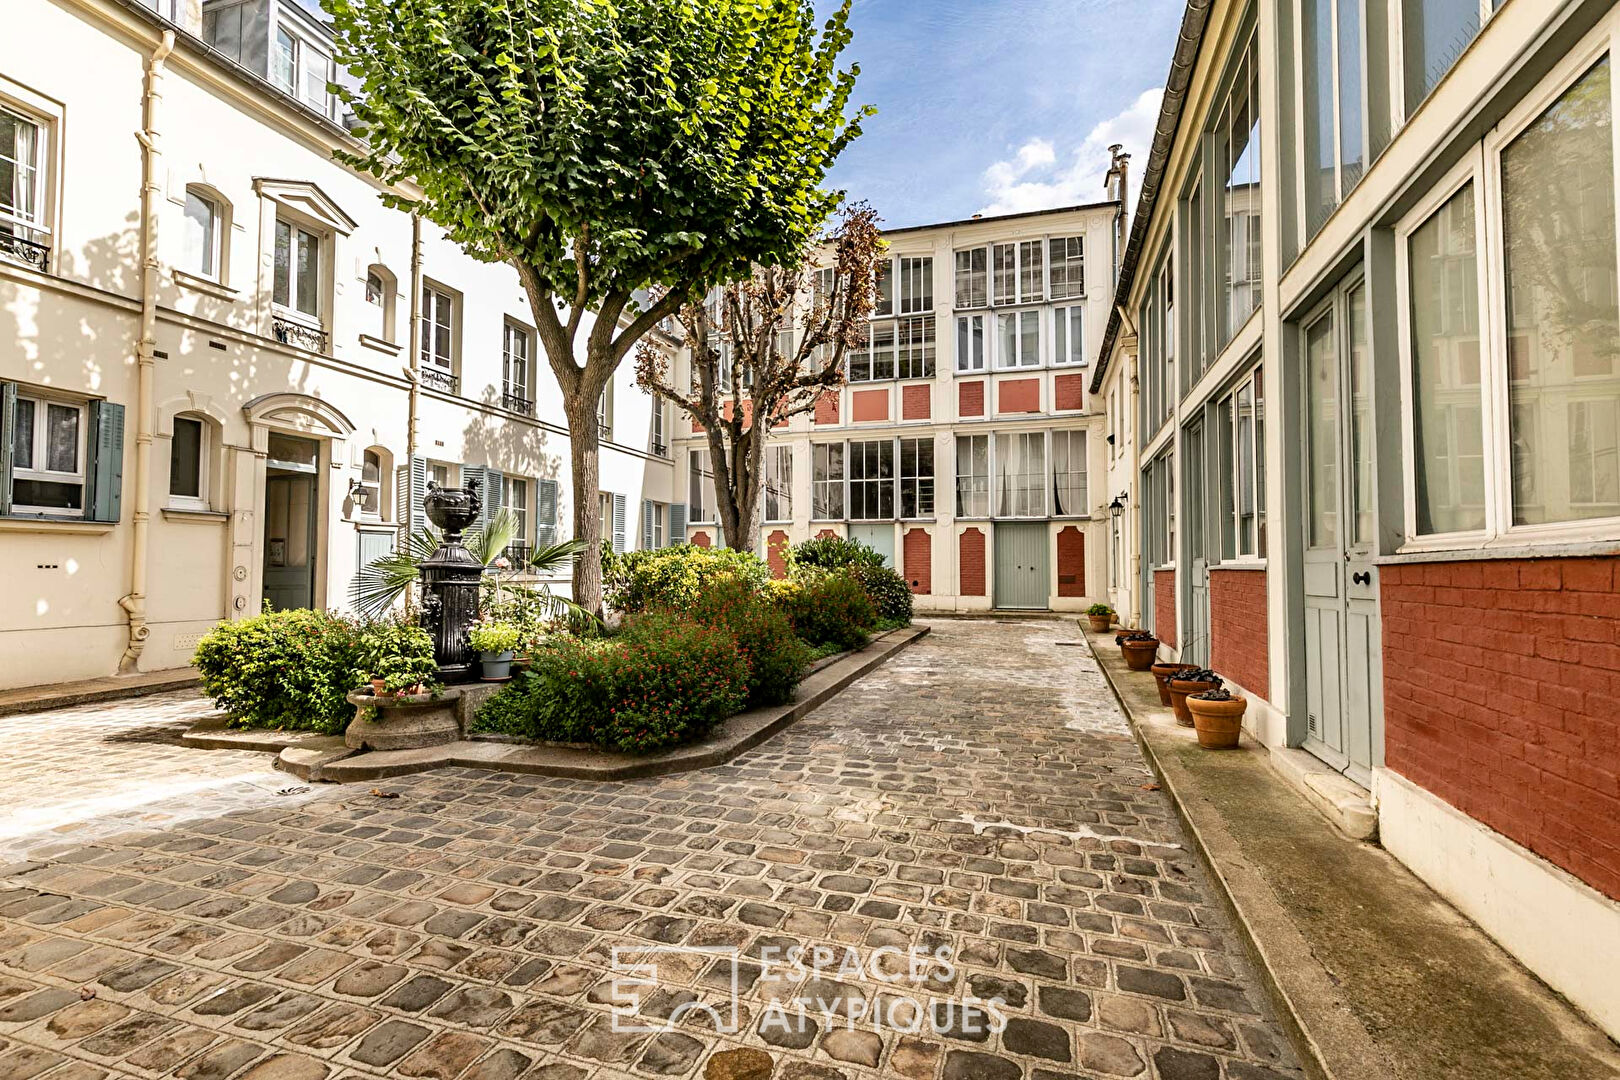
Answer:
xmin=348 ymin=477 xmax=374 ymax=512
xmin=1108 ymin=495 xmax=1126 ymax=519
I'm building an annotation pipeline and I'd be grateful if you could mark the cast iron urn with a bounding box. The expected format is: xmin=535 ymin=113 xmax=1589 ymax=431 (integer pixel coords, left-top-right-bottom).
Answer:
xmin=418 ymin=478 xmax=484 ymax=682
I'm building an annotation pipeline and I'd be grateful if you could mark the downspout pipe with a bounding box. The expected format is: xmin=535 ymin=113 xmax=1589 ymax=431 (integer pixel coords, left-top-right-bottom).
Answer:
xmin=119 ymin=28 xmax=175 ymax=674
xmin=403 ymin=213 xmax=422 ymax=605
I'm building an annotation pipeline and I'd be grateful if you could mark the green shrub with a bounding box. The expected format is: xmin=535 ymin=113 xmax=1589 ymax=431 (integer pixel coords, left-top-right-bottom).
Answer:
xmin=468 ymin=620 xmax=521 ymax=655
xmin=781 ymin=569 xmax=874 ymax=651
xmin=1086 ymin=603 xmax=1114 ymax=617
xmin=473 ymin=615 xmax=750 ymax=753
xmin=194 ymin=609 xmax=364 ymax=733
xmin=853 ymin=564 xmax=913 ymax=625
xmin=602 ymin=544 xmax=770 ymax=614
xmin=685 ymin=578 xmax=811 ymax=707
xmin=789 ymin=534 xmax=886 ymax=572
xmin=356 ymin=618 xmax=439 ymax=694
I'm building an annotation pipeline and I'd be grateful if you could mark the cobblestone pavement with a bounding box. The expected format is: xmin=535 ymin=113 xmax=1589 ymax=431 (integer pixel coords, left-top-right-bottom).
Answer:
xmin=0 ymin=619 xmax=1305 ymax=1080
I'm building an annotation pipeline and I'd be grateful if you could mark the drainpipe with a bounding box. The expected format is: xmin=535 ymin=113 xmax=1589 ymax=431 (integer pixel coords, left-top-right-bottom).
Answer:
xmin=1121 ymin=303 xmax=1143 ymax=631
xmin=403 ymin=212 xmax=422 ymax=603
xmin=118 ymin=28 xmax=176 ymax=674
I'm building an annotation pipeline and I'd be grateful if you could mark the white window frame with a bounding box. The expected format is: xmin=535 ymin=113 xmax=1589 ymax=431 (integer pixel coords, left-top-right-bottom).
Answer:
xmin=956 ymin=314 xmax=986 ymax=372
xmin=1222 ymin=365 xmax=1266 ymax=561
xmin=272 ymin=216 xmax=324 ymax=322
xmin=764 ymin=444 xmax=793 ymax=522
xmin=167 ymin=414 xmax=209 ymax=511
xmin=651 ymin=398 xmax=668 ymax=456
xmin=955 ymin=433 xmax=991 ymax=518
xmin=1392 ymin=0 xmax=1498 ymax=124
xmin=993 ymin=430 xmax=1048 ymax=519
xmin=897 ymin=255 xmax=933 ymax=315
xmin=848 ymin=438 xmax=895 ymax=521
xmin=504 ymin=476 xmax=530 ymax=546
xmin=996 ymin=309 xmax=1043 ymax=369
xmin=689 ymin=448 xmax=713 ymax=523
xmin=1396 ymin=24 xmax=1620 ymax=550
xmin=812 ymin=442 xmax=845 ymax=520
xmin=181 ymin=188 xmax=222 ymax=282
xmin=1050 ymin=429 xmax=1088 ymax=518
xmin=954 ymin=247 xmax=988 ymax=309
xmin=897 ymin=315 xmax=936 ymax=380
xmin=898 ymin=436 xmax=935 ymax=520
xmin=502 ymin=320 xmax=532 ymax=403
xmin=1053 ymin=304 xmax=1086 ymax=366
xmin=0 ymin=98 xmax=52 ymax=259
xmin=1048 ymin=235 xmax=1085 ymax=300
xmin=12 ymin=393 xmax=87 ymax=517
xmin=420 ymin=282 xmax=457 ymax=372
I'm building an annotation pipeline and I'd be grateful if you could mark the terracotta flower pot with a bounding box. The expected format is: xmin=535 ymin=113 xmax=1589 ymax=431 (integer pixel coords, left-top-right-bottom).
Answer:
xmin=1087 ymin=614 xmax=1112 ymax=633
xmin=1187 ymin=694 xmax=1247 ymax=749
xmin=1168 ymin=677 xmax=1221 ymax=727
xmin=1114 ymin=629 xmax=1141 ymax=647
xmin=1121 ymin=638 xmax=1158 ymax=671
xmin=1150 ymin=663 xmax=1198 ymax=706
xmin=370 ymin=677 xmax=387 ymax=697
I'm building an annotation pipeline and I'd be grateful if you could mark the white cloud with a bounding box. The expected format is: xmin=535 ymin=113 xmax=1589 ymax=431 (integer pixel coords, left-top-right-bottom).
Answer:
xmin=977 ymin=88 xmax=1164 ymax=218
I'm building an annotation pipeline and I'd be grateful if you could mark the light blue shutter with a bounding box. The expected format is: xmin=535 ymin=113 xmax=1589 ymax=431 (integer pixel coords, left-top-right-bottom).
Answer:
xmin=642 ymin=500 xmax=655 ymax=550
xmin=357 ymin=529 xmax=393 ymax=572
xmin=399 ymin=456 xmax=428 ymax=535
xmin=536 ymin=479 xmax=558 ymax=546
xmin=484 ymin=468 xmax=504 ymax=533
xmin=460 ymin=464 xmax=485 ymax=514
xmin=668 ymin=503 xmax=687 ymax=546
xmin=87 ymin=400 xmax=125 ymax=523
xmin=612 ymin=492 xmax=628 ymax=553
xmin=0 ymin=383 xmax=14 ymax=517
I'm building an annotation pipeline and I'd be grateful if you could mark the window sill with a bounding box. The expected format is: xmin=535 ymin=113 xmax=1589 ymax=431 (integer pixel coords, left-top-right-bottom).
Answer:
xmin=173 ymin=269 xmax=239 ymax=301
xmin=359 ymin=334 xmax=401 ymax=356
xmin=161 ymin=507 xmax=228 ymax=523
xmin=1210 ymin=560 xmax=1267 ymax=571
xmin=1378 ymin=538 xmax=1620 ymax=566
xmin=0 ymin=516 xmax=113 ymax=534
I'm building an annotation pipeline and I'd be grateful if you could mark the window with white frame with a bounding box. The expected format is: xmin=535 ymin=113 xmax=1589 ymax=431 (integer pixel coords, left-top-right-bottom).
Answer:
xmin=689 ymin=448 xmax=713 ymax=522
xmin=273 ymin=218 xmax=322 ymax=318
xmin=11 ymin=394 xmax=86 ymax=515
xmin=955 ymin=434 xmax=990 ymax=517
xmin=181 ymin=189 xmax=222 ymax=280
xmin=994 ymin=431 xmax=1046 ymax=517
xmin=1053 ymin=305 xmax=1085 ymax=365
xmin=764 ymin=445 xmax=793 ymax=522
xmin=848 ymin=439 xmax=894 ymax=520
xmin=996 ymin=309 xmax=1041 ymax=368
xmin=1402 ymin=0 xmax=1488 ymax=114
xmin=360 ymin=448 xmax=385 ymax=519
xmin=169 ymin=415 xmax=207 ymax=507
xmin=897 ymin=315 xmax=935 ymax=379
xmin=271 ymin=25 xmax=335 ymax=118
xmin=1220 ymin=367 xmax=1267 ymax=557
xmin=502 ymin=321 xmax=532 ymax=409
xmin=955 ymin=248 xmax=988 ymax=308
xmin=1218 ymin=30 xmax=1262 ymax=337
xmin=0 ymin=106 xmax=46 ymax=255
xmin=597 ymin=383 xmax=613 ymax=440
xmin=956 ymin=314 xmax=986 ymax=372
xmin=899 ymin=437 xmax=934 ymax=519
xmin=1301 ymin=0 xmax=1365 ymax=239
xmin=874 ymin=261 xmax=893 ymax=317
xmin=897 ymin=256 xmax=933 ymax=314
xmin=420 ymin=284 xmax=455 ymax=372
xmin=813 ymin=442 xmax=845 ymax=519
xmin=1051 ymin=430 xmax=1087 ymax=516
xmin=648 ymin=500 xmax=666 ymax=548
xmin=1048 ymin=236 xmax=1085 ymax=299
xmin=650 ymin=398 xmax=668 ymax=455
xmin=504 ymin=476 xmax=529 ymax=548
xmin=849 ymin=320 xmax=895 ymax=382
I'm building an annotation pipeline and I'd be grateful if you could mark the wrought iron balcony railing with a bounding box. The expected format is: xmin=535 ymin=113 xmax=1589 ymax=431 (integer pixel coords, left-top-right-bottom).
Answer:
xmin=271 ymin=316 xmax=329 ymax=353
xmin=0 ymin=232 xmax=51 ymax=272
xmin=502 ymin=389 xmax=535 ymax=416
xmin=650 ymin=440 xmax=669 ymax=458
xmin=420 ymin=366 xmax=459 ymax=394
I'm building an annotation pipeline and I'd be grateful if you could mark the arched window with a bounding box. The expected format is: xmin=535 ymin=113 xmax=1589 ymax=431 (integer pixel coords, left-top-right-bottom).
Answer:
xmin=167 ymin=411 xmax=217 ymax=510
xmin=181 ymin=184 xmax=231 ymax=284
xmin=355 ymin=446 xmax=393 ymax=520
xmin=365 ymin=264 xmax=398 ymax=344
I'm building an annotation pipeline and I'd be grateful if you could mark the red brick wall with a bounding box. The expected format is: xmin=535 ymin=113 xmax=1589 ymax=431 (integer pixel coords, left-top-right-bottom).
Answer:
xmin=691 ymin=531 xmax=712 ymax=548
xmin=1382 ymin=555 xmax=1620 ymax=901
xmin=960 ymin=528 xmax=986 ymax=596
xmin=852 ymin=389 xmax=888 ymax=423
xmin=902 ymin=384 xmax=931 ymax=421
xmin=998 ymin=378 xmax=1040 ymax=414
xmin=815 ymin=391 xmax=839 ymax=425
xmin=1208 ymin=567 xmax=1269 ymax=701
xmin=1153 ymin=568 xmax=1176 ymax=646
xmin=904 ymin=528 xmax=932 ymax=594
xmin=1056 ymin=526 xmax=1086 ymax=598
xmin=766 ymin=530 xmax=789 ymax=579
xmin=959 ymin=381 xmax=985 ymax=418
xmin=1054 ymin=374 xmax=1085 ymax=412
xmin=816 ymin=528 xmax=839 ymax=540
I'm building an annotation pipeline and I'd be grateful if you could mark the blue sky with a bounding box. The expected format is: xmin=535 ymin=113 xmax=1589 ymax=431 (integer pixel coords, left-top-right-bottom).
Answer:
xmin=822 ymin=0 xmax=1184 ymax=229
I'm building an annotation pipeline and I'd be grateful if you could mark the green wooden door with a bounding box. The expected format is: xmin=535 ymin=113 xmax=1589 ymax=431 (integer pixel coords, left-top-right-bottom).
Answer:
xmin=994 ymin=522 xmax=1049 ymax=610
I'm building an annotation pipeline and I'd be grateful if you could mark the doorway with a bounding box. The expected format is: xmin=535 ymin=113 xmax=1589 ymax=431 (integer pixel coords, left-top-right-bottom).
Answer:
xmin=994 ymin=522 xmax=1049 ymax=610
xmin=848 ymin=523 xmax=895 ymax=567
xmin=263 ymin=433 xmax=320 ymax=611
xmin=1183 ymin=419 xmax=1211 ymax=666
xmin=1300 ymin=278 xmax=1380 ymax=786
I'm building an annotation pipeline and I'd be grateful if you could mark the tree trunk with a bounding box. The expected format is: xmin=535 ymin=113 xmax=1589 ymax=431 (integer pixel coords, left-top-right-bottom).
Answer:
xmin=564 ymin=392 xmax=604 ymax=618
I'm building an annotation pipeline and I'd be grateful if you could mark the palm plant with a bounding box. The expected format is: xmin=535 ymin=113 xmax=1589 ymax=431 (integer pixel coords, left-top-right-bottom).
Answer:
xmin=349 ymin=507 xmax=588 ymax=622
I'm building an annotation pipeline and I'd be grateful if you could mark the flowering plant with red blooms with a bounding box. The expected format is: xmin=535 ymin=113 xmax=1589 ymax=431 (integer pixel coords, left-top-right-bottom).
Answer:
xmin=680 ymin=578 xmax=811 ymax=707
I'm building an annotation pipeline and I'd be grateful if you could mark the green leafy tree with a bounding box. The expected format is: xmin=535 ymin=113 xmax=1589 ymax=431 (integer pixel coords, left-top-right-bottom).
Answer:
xmin=324 ymin=0 xmax=873 ymax=615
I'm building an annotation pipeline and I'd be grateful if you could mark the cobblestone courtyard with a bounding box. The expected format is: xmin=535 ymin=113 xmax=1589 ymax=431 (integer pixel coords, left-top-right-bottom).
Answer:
xmin=0 ymin=620 xmax=1303 ymax=1080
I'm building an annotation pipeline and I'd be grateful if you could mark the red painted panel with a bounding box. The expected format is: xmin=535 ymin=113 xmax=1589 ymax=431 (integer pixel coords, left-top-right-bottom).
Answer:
xmin=1056 ymin=526 xmax=1086 ymax=598
xmin=1208 ymin=567 xmax=1269 ymax=701
xmin=766 ymin=530 xmax=789 ymax=579
xmin=1054 ymin=374 xmax=1085 ymax=412
xmin=1153 ymin=568 xmax=1176 ymax=646
xmin=960 ymin=528 xmax=986 ymax=597
xmin=959 ymin=381 xmax=985 ymax=418
xmin=852 ymin=389 xmax=889 ymax=423
xmin=815 ymin=391 xmax=839 ymax=426
xmin=902 ymin=384 xmax=932 ymax=421
xmin=904 ymin=528 xmax=932 ymax=595
xmin=998 ymin=378 xmax=1040 ymax=414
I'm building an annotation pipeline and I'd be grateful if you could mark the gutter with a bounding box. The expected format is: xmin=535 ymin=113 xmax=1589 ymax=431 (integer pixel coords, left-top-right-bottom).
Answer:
xmin=119 ymin=28 xmax=176 ymax=673
xmin=1090 ymin=0 xmax=1213 ymax=396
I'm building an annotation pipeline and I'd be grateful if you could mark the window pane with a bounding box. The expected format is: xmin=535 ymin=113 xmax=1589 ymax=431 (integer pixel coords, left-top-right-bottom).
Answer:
xmin=1302 ymin=0 xmax=1337 ymax=236
xmin=689 ymin=450 xmax=711 ymax=521
xmin=170 ymin=417 xmax=202 ymax=498
xmin=1404 ymin=0 xmax=1481 ymax=108
xmin=1224 ymin=36 xmax=1263 ymax=334
xmin=955 ymin=248 xmax=987 ymax=308
xmin=1338 ymin=0 xmax=1364 ymax=192
xmin=1305 ymin=312 xmax=1338 ymax=548
xmin=1019 ymin=240 xmax=1043 ymax=301
xmin=956 ymin=435 xmax=989 ymax=517
xmin=13 ymin=479 xmax=82 ymax=510
xmin=997 ymin=313 xmax=1017 ymax=368
xmin=875 ymin=262 xmax=893 ymax=316
xmin=45 ymin=403 xmax=78 ymax=474
xmin=13 ymin=398 xmax=34 ymax=470
xmin=1410 ymin=182 xmax=1486 ymax=533
xmin=1020 ymin=310 xmax=1040 ymax=366
xmin=273 ymin=220 xmax=291 ymax=307
xmin=183 ymin=192 xmax=216 ymax=276
xmin=295 ymin=228 xmax=319 ymax=315
xmin=1503 ymin=58 xmax=1620 ymax=525
xmin=995 ymin=432 xmax=1046 ymax=517
xmin=1347 ymin=284 xmax=1374 ymax=545
xmin=869 ymin=321 xmax=895 ymax=380
xmin=813 ymin=443 xmax=845 ymax=519
xmin=992 ymin=244 xmax=1016 ymax=305
xmin=899 ymin=257 xmax=932 ymax=314
xmin=274 ymin=28 xmax=296 ymax=91
xmin=1052 ymin=430 xmax=1086 ymax=515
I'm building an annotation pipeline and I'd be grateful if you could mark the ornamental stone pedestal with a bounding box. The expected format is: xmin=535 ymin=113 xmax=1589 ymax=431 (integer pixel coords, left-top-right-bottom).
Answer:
xmin=419 ymin=478 xmax=484 ymax=684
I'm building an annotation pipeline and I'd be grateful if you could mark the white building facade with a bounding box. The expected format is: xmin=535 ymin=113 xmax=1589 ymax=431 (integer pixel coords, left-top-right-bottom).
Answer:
xmin=0 ymin=0 xmax=676 ymax=690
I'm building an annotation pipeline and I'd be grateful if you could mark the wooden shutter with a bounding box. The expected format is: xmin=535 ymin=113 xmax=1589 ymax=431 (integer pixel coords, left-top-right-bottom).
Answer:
xmin=612 ymin=492 xmax=628 ymax=553
xmin=87 ymin=400 xmax=126 ymax=523
xmin=399 ymin=456 xmax=428 ymax=534
xmin=483 ymin=468 xmax=504 ymax=531
xmin=536 ymin=478 xmax=558 ymax=546
xmin=0 ymin=383 xmax=14 ymax=517
xmin=356 ymin=528 xmax=393 ymax=571
xmin=669 ymin=503 xmax=687 ymax=546
xmin=641 ymin=500 xmax=654 ymax=550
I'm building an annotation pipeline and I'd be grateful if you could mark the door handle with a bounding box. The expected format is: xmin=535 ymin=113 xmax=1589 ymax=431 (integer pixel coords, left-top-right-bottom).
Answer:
xmin=1352 ymin=571 xmax=1371 ymax=587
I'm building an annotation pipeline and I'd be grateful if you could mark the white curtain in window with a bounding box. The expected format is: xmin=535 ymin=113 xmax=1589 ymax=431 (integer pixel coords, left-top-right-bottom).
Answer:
xmin=995 ymin=432 xmax=1045 ymax=517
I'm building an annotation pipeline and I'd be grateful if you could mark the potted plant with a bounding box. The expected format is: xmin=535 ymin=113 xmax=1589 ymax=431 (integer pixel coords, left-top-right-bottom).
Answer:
xmin=358 ymin=620 xmax=439 ymax=698
xmin=1121 ymin=631 xmax=1159 ymax=672
xmin=1150 ymin=662 xmax=1198 ymax=706
xmin=1085 ymin=603 xmax=1114 ymax=634
xmin=1186 ymin=688 xmax=1246 ymax=749
xmin=1168 ymin=668 xmax=1222 ymax=728
xmin=469 ymin=620 xmax=521 ymax=681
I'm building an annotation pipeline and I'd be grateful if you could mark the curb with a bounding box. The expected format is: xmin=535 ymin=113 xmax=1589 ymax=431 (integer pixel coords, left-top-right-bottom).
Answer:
xmin=0 ymin=670 xmax=200 ymax=718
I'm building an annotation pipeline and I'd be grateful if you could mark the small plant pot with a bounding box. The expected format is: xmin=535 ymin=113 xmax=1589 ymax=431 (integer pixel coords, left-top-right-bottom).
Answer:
xmin=1121 ymin=638 xmax=1159 ymax=672
xmin=1114 ymin=629 xmax=1140 ymax=648
xmin=1168 ymin=677 xmax=1221 ymax=727
xmin=1087 ymin=614 xmax=1112 ymax=633
xmin=512 ymin=655 xmax=533 ymax=673
xmin=1150 ymin=663 xmax=1198 ymax=706
xmin=479 ymin=651 xmax=515 ymax=682
xmin=1187 ymin=694 xmax=1247 ymax=749
xmin=370 ymin=677 xmax=387 ymax=697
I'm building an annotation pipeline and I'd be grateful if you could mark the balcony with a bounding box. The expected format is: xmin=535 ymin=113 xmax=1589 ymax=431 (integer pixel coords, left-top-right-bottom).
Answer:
xmin=650 ymin=440 xmax=669 ymax=458
xmin=0 ymin=232 xmax=50 ymax=272
xmin=271 ymin=316 xmax=329 ymax=353
xmin=502 ymin=389 xmax=535 ymax=416
xmin=420 ymin=366 xmax=459 ymax=395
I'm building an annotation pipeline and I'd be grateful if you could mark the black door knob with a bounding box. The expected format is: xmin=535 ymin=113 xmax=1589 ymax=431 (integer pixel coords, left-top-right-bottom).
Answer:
xmin=1352 ymin=571 xmax=1371 ymax=586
